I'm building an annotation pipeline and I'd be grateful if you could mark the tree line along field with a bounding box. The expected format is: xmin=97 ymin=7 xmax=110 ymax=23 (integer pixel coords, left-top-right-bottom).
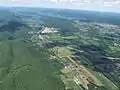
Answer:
xmin=0 ymin=7 xmax=120 ymax=90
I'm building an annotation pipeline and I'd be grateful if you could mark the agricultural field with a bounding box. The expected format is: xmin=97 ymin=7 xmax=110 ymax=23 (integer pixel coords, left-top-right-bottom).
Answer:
xmin=0 ymin=7 xmax=120 ymax=90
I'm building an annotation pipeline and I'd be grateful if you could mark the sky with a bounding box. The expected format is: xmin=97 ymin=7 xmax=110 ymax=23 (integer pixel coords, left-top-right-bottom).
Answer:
xmin=1 ymin=0 xmax=120 ymax=13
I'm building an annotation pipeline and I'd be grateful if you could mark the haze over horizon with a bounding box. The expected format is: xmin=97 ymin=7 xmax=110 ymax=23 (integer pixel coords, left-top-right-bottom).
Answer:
xmin=0 ymin=0 xmax=120 ymax=13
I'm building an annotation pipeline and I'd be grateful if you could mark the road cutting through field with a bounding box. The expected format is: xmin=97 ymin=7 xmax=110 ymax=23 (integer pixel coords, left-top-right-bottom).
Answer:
xmin=66 ymin=55 xmax=102 ymax=86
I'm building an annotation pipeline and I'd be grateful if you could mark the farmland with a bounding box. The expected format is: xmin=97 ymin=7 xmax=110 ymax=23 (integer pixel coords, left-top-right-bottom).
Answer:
xmin=0 ymin=7 xmax=120 ymax=90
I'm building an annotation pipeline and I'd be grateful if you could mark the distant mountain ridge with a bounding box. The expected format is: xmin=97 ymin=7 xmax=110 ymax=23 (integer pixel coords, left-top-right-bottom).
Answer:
xmin=0 ymin=8 xmax=30 ymax=33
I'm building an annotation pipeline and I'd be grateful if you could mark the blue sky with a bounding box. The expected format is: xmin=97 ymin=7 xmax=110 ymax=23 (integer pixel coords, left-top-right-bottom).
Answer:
xmin=1 ymin=0 xmax=120 ymax=13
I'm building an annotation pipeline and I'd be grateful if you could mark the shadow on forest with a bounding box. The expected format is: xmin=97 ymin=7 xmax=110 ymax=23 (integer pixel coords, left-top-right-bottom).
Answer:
xmin=45 ymin=41 xmax=69 ymax=48
xmin=74 ymin=45 xmax=117 ymax=73
xmin=0 ymin=21 xmax=30 ymax=33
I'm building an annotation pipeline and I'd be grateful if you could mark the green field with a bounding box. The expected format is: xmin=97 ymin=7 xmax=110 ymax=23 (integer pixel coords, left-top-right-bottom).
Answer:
xmin=0 ymin=40 xmax=66 ymax=90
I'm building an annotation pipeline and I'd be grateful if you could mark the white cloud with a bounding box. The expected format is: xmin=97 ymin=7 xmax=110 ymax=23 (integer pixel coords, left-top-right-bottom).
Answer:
xmin=0 ymin=0 xmax=120 ymax=13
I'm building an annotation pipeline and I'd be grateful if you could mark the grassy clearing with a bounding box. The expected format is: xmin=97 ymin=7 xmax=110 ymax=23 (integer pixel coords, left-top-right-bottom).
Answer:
xmin=88 ymin=69 xmax=119 ymax=90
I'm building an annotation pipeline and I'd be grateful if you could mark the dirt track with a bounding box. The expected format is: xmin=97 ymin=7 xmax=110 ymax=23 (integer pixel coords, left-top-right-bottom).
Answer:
xmin=66 ymin=56 xmax=101 ymax=86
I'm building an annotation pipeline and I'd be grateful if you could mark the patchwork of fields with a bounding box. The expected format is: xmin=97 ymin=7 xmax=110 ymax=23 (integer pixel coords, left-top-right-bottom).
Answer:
xmin=0 ymin=7 xmax=120 ymax=90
